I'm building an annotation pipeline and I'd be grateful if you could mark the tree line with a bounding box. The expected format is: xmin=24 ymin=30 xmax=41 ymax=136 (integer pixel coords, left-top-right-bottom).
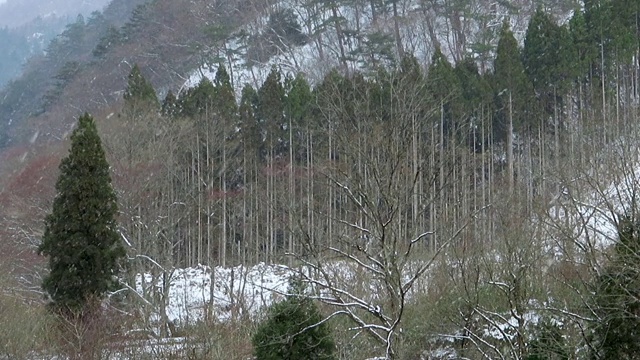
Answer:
xmin=34 ymin=3 xmax=640 ymax=359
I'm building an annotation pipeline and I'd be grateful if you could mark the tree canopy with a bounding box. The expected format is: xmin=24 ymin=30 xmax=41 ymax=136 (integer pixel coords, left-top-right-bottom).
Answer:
xmin=38 ymin=113 xmax=125 ymax=313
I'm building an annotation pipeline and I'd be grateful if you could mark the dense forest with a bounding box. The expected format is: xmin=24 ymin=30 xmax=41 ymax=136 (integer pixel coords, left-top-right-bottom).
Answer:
xmin=0 ymin=0 xmax=639 ymax=358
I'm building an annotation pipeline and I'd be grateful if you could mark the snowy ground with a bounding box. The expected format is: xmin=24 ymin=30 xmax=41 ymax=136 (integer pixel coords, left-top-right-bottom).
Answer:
xmin=135 ymin=262 xmax=294 ymax=326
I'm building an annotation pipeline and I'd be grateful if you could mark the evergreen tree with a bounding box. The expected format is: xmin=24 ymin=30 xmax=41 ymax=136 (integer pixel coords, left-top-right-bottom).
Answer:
xmin=523 ymin=9 xmax=572 ymax=114
xmin=585 ymin=0 xmax=638 ymax=69
xmin=590 ymin=215 xmax=640 ymax=359
xmin=179 ymin=77 xmax=216 ymax=118
xmin=493 ymin=21 xmax=537 ymax=138
xmin=285 ymin=73 xmax=313 ymax=162
xmin=455 ymin=58 xmax=494 ymax=151
xmin=212 ymin=64 xmax=238 ymax=120
xmin=368 ymin=66 xmax=393 ymax=124
xmin=285 ymin=73 xmax=313 ymax=128
xmin=354 ymin=31 xmax=397 ymax=71
xmin=123 ymin=64 xmax=158 ymax=111
xmin=93 ymin=26 xmax=123 ymax=59
xmin=239 ymin=84 xmax=262 ymax=160
xmin=252 ymin=279 xmax=335 ymax=360
xmin=526 ymin=320 xmax=569 ymax=360
xmin=426 ymin=48 xmax=462 ymax=139
xmin=161 ymin=90 xmax=179 ymax=118
xmin=610 ymin=0 xmax=639 ymax=63
xmin=266 ymin=8 xmax=307 ymax=49
xmin=257 ymin=66 xmax=286 ymax=157
xmin=568 ymin=9 xmax=596 ymax=82
xmin=38 ymin=113 xmax=125 ymax=313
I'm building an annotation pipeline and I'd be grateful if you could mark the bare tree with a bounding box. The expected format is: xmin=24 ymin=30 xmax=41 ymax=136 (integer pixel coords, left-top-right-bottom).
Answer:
xmin=289 ymin=69 xmax=487 ymax=359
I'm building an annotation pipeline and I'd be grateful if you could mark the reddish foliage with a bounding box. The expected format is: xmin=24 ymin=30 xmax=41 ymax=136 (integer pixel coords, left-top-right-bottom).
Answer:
xmin=0 ymin=147 xmax=62 ymax=282
xmin=4 ymin=152 xmax=60 ymax=201
xmin=207 ymin=187 xmax=243 ymax=201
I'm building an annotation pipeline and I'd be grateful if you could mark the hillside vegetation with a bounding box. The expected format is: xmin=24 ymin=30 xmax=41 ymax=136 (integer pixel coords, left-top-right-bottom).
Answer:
xmin=0 ymin=0 xmax=639 ymax=358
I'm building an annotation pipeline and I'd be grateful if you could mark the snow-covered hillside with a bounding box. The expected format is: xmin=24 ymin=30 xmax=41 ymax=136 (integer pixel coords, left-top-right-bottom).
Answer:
xmin=181 ymin=0 xmax=568 ymax=94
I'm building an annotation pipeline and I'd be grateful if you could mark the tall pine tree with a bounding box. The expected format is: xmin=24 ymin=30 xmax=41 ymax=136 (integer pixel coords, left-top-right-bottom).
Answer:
xmin=493 ymin=21 xmax=537 ymax=138
xmin=123 ymin=63 xmax=158 ymax=112
xmin=39 ymin=113 xmax=125 ymax=313
xmin=258 ymin=66 xmax=286 ymax=158
xmin=523 ymin=9 xmax=572 ymax=115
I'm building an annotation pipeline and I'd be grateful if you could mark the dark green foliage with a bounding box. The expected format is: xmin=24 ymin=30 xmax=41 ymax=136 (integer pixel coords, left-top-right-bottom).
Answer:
xmin=285 ymin=74 xmax=313 ymax=124
xmin=394 ymin=54 xmax=429 ymax=126
xmin=455 ymin=58 xmax=493 ymax=112
xmin=267 ymin=8 xmax=307 ymax=48
xmin=161 ymin=90 xmax=179 ymax=118
xmin=426 ymin=48 xmax=462 ymax=139
xmin=526 ymin=320 xmax=569 ymax=360
xmin=584 ymin=0 xmax=638 ymax=68
xmin=367 ymin=67 xmax=393 ymax=124
xmin=93 ymin=26 xmax=124 ymax=58
xmin=239 ymin=84 xmax=263 ymax=162
xmin=258 ymin=66 xmax=286 ymax=156
xmin=252 ymin=280 xmax=335 ymax=360
xmin=353 ymin=31 xmax=396 ymax=71
xmin=38 ymin=113 xmax=125 ymax=313
xmin=523 ymin=9 xmax=573 ymax=108
xmin=609 ymin=0 xmax=640 ymax=63
xmin=568 ymin=9 xmax=596 ymax=82
xmin=493 ymin=21 xmax=537 ymax=137
xmin=121 ymin=2 xmax=151 ymax=39
xmin=179 ymin=77 xmax=216 ymax=118
xmin=43 ymin=61 xmax=83 ymax=109
xmin=590 ymin=216 xmax=640 ymax=359
xmin=212 ymin=64 xmax=238 ymax=120
xmin=313 ymin=69 xmax=347 ymax=125
xmin=123 ymin=64 xmax=158 ymax=111
xmin=454 ymin=58 xmax=494 ymax=151
xmin=247 ymin=8 xmax=306 ymax=65
xmin=398 ymin=53 xmax=423 ymax=84
xmin=426 ymin=48 xmax=460 ymax=107
xmin=285 ymin=73 xmax=313 ymax=162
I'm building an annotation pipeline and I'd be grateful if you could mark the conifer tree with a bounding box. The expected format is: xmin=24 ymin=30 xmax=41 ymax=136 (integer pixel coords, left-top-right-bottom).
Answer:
xmin=252 ymin=279 xmax=335 ymax=360
xmin=493 ymin=21 xmax=537 ymax=137
xmin=123 ymin=63 xmax=158 ymax=111
xmin=93 ymin=26 xmax=123 ymax=59
xmin=568 ymin=9 xmax=595 ymax=83
xmin=180 ymin=77 xmax=216 ymax=118
xmin=526 ymin=320 xmax=569 ymax=360
xmin=212 ymin=64 xmax=238 ymax=121
xmin=590 ymin=215 xmax=640 ymax=359
xmin=455 ymin=58 xmax=494 ymax=151
xmin=285 ymin=74 xmax=313 ymax=129
xmin=258 ymin=66 xmax=286 ymax=157
xmin=239 ymin=85 xmax=262 ymax=161
xmin=426 ymin=48 xmax=462 ymax=139
xmin=523 ymin=9 xmax=572 ymax=114
xmin=38 ymin=113 xmax=125 ymax=313
xmin=161 ymin=90 xmax=179 ymax=118
xmin=285 ymin=73 xmax=313 ymax=161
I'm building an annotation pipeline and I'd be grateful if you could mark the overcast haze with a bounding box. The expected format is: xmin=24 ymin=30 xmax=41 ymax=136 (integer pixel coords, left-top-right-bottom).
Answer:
xmin=0 ymin=0 xmax=111 ymax=27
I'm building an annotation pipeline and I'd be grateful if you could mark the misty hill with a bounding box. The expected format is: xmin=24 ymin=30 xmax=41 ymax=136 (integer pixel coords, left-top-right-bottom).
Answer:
xmin=0 ymin=0 xmax=578 ymax=149
xmin=0 ymin=0 xmax=111 ymax=28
